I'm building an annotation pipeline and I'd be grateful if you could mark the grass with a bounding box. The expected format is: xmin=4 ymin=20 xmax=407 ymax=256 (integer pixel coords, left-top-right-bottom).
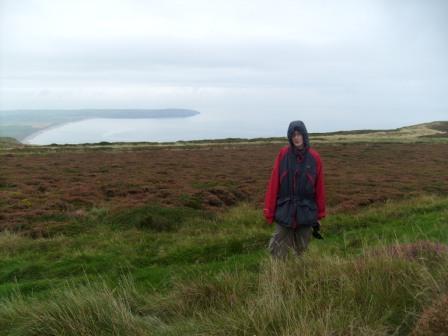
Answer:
xmin=0 ymin=195 xmax=447 ymax=335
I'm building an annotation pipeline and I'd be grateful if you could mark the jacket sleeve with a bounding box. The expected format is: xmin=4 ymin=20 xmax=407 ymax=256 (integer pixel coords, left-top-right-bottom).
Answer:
xmin=263 ymin=150 xmax=282 ymax=224
xmin=315 ymin=153 xmax=326 ymax=220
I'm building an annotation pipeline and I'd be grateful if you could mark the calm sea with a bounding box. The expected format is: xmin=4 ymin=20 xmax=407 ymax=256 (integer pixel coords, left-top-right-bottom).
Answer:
xmin=24 ymin=114 xmax=284 ymax=145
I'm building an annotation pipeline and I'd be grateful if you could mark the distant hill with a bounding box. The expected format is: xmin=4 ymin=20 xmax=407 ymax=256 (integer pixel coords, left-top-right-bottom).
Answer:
xmin=416 ymin=121 xmax=448 ymax=137
xmin=0 ymin=109 xmax=200 ymax=140
xmin=308 ymin=121 xmax=448 ymax=143
xmin=166 ymin=121 xmax=448 ymax=144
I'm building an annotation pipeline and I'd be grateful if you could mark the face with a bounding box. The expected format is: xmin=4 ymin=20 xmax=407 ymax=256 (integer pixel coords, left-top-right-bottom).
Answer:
xmin=292 ymin=130 xmax=304 ymax=148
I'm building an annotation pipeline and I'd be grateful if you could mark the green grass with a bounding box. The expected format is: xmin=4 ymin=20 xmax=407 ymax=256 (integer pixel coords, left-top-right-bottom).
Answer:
xmin=0 ymin=195 xmax=447 ymax=335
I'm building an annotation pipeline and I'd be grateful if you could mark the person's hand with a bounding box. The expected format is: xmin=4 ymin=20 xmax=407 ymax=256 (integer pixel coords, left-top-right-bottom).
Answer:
xmin=312 ymin=220 xmax=324 ymax=239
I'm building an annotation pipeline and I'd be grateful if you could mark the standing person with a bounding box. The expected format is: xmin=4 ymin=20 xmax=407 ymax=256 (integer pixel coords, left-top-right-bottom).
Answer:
xmin=264 ymin=120 xmax=326 ymax=258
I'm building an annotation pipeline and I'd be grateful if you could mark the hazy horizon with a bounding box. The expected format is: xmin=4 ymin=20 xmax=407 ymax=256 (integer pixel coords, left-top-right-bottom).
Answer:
xmin=1 ymin=0 xmax=447 ymax=132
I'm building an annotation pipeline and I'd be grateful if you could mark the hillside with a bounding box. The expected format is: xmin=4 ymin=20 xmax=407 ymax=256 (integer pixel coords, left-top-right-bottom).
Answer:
xmin=1 ymin=128 xmax=447 ymax=334
xmin=0 ymin=136 xmax=24 ymax=149
xmin=1 ymin=195 xmax=447 ymax=335
xmin=310 ymin=120 xmax=448 ymax=143
xmin=2 ymin=142 xmax=447 ymax=231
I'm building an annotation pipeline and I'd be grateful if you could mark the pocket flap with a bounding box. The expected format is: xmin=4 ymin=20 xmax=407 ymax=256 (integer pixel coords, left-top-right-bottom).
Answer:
xmin=277 ymin=197 xmax=291 ymax=205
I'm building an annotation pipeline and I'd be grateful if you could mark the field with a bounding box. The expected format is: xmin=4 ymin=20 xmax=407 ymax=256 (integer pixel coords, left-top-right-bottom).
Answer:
xmin=1 ymin=142 xmax=447 ymax=236
xmin=0 ymin=126 xmax=448 ymax=335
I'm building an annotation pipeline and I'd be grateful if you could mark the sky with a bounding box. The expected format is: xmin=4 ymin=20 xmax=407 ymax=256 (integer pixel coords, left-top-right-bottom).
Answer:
xmin=1 ymin=0 xmax=447 ymax=133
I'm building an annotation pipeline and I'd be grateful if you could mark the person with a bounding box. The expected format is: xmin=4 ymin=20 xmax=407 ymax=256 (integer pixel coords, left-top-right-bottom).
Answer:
xmin=263 ymin=120 xmax=326 ymax=258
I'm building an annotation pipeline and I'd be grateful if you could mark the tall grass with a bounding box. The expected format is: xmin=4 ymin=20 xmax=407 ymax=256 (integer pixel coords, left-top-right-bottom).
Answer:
xmin=1 ymin=242 xmax=447 ymax=335
xmin=1 ymin=195 xmax=447 ymax=335
xmin=0 ymin=275 xmax=163 ymax=336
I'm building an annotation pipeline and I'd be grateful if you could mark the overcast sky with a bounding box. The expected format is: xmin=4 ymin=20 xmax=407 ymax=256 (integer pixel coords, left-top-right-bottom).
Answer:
xmin=1 ymin=0 xmax=447 ymax=132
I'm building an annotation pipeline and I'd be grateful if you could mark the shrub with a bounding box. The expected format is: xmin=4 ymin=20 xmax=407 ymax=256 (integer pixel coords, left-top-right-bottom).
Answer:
xmin=109 ymin=204 xmax=199 ymax=232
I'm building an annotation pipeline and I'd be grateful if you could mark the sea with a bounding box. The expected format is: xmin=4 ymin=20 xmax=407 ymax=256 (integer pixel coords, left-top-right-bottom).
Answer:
xmin=23 ymin=113 xmax=284 ymax=145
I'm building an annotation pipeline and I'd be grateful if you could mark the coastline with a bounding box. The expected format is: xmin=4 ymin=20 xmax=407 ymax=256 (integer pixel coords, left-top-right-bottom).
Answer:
xmin=5 ymin=109 xmax=201 ymax=144
xmin=22 ymin=120 xmax=84 ymax=144
xmin=22 ymin=114 xmax=202 ymax=145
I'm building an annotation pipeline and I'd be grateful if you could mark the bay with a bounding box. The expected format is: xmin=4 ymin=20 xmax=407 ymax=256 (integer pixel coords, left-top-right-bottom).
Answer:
xmin=23 ymin=113 xmax=282 ymax=145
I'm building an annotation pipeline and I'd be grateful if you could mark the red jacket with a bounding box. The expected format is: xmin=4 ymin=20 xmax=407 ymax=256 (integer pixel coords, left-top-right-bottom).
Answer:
xmin=263 ymin=145 xmax=326 ymax=224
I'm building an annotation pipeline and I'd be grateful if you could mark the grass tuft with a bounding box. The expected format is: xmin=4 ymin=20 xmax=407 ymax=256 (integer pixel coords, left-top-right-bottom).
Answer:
xmin=0 ymin=275 xmax=161 ymax=336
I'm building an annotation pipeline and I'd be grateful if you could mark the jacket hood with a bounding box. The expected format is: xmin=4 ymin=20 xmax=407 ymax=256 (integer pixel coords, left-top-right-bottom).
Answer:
xmin=287 ymin=120 xmax=310 ymax=148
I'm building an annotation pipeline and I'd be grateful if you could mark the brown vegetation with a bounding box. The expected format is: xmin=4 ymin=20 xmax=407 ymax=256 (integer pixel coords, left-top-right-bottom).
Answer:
xmin=1 ymin=143 xmax=447 ymax=233
xmin=412 ymin=294 xmax=448 ymax=336
xmin=366 ymin=241 xmax=448 ymax=261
